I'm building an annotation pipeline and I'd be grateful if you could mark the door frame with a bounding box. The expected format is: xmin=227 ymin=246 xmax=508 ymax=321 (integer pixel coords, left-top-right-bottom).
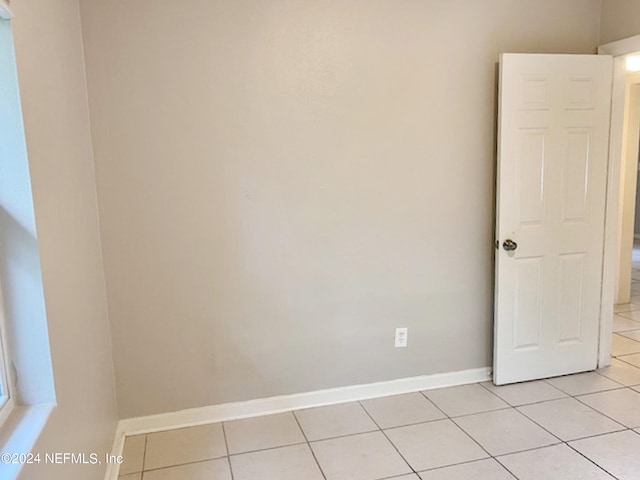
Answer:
xmin=597 ymin=34 xmax=640 ymax=367
xmin=614 ymin=73 xmax=640 ymax=305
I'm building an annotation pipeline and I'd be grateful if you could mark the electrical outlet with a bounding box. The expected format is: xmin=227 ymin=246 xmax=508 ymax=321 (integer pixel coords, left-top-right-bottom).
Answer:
xmin=395 ymin=327 xmax=408 ymax=348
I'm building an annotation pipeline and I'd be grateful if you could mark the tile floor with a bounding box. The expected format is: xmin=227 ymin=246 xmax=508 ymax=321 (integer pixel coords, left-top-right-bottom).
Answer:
xmin=118 ymin=364 xmax=640 ymax=479
xmin=116 ymin=247 xmax=640 ymax=480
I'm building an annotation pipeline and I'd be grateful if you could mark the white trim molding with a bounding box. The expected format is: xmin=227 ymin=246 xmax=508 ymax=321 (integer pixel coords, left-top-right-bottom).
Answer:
xmin=104 ymin=366 xmax=491 ymax=480
xmin=599 ymin=34 xmax=640 ymax=57
xmin=0 ymin=1 xmax=12 ymax=19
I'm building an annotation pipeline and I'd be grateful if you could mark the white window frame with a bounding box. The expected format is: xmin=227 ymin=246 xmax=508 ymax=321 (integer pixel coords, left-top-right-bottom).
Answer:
xmin=0 ymin=291 xmax=14 ymax=427
xmin=0 ymin=9 xmax=55 ymax=480
xmin=0 ymin=2 xmax=11 ymax=20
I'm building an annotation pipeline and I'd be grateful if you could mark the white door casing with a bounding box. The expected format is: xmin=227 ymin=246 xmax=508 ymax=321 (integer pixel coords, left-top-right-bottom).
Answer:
xmin=494 ymin=54 xmax=613 ymax=385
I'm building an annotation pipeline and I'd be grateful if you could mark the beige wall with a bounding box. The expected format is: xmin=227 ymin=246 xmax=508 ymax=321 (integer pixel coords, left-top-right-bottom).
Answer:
xmin=600 ymin=0 xmax=640 ymax=45
xmin=10 ymin=1 xmax=118 ymax=479
xmin=79 ymin=0 xmax=602 ymax=418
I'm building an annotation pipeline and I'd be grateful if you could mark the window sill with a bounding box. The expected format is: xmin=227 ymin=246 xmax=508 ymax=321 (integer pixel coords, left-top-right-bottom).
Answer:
xmin=0 ymin=403 xmax=54 ymax=480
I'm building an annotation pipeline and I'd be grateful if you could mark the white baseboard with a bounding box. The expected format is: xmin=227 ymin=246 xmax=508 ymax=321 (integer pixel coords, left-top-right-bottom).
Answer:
xmin=103 ymin=430 xmax=125 ymax=480
xmin=105 ymin=366 xmax=492 ymax=480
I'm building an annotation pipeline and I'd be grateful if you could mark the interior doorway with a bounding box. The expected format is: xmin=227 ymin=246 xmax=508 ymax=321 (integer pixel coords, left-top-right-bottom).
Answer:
xmin=611 ymin=68 xmax=640 ymax=363
xmin=615 ymin=72 xmax=640 ymax=304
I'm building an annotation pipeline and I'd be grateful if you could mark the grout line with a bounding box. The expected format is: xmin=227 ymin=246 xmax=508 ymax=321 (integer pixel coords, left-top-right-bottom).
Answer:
xmin=227 ymin=440 xmax=308 ymax=457
xmin=140 ymin=434 xmax=148 ymax=474
xmin=139 ymin=455 xmax=229 ymax=474
xmin=418 ymin=387 xmax=497 ymax=468
xmin=575 ymin=369 xmax=633 ymax=387
xmin=448 ymin=406 xmax=513 ymax=419
xmin=375 ymin=474 xmax=421 ymax=480
xmin=491 ymin=456 xmax=520 ymax=480
xmin=305 ymin=427 xmax=380 ymax=443
xmin=515 ymin=401 xmax=626 ymax=443
xmin=614 ymin=311 xmax=640 ymax=322
xmin=447 ymin=417 xmax=494 ymax=460
xmin=135 ymin=412 xmax=632 ymax=478
xmin=476 ymin=381 xmax=520 ymax=407
xmin=132 ymin=366 xmax=640 ymax=479
xmin=476 ymin=380 xmax=569 ymax=409
xmin=487 ymin=440 xmax=563 ymax=458
xmin=367 ymin=417 xmax=447 ymax=431
xmin=424 ymin=379 xmax=637 ymax=478
xmin=357 ymin=400 xmax=418 ymax=476
xmin=432 ymin=386 xmax=562 ymax=460
xmin=416 ymin=457 xmax=501 ymax=474
xmin=615 ymin=356 xmax=640 ymax=368
xmin=617 ymin=331 xmax=640 ymax=341
xmin=592 ymin=370 xmax=640 ymax=389
xmin=564 ymin=441 xmax=621 ymax=479
xmin=612 ymin=331 xmax=640 ymax=339
xmin=544 ymin=382 xmax=627 ymax=397
xmin=417 ymin=390 xmax=449 ymax=417
xmin=571 ymin=388 xmax=638 ymax=429
xmin=220 ymin=422 xmax=234 ymax=480
xmin=291 ymin=410 xmax=328 ymax=480
xmin=567 ymin=426 xmax=633 ymax=442
xmin=586 ymin=373 xmax=627 ymax=390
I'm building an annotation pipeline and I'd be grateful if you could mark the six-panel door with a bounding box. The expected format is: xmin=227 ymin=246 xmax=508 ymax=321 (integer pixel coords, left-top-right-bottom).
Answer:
xmin=494 ymin=54 xmax=613 ymax=385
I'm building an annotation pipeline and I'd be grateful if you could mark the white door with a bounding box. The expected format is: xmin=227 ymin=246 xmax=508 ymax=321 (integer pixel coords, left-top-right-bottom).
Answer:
xmin=494 ymin=54 xmax=613 ymax=385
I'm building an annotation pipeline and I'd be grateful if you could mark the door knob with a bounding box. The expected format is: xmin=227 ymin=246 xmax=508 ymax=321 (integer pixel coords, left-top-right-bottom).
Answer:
xmin=503 ymin=239 xmax=518 ymax=251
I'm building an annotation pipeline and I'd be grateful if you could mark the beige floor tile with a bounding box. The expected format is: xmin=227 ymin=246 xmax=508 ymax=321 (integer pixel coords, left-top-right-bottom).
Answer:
xmin=387 ymin=476 xmax=421 ymax=480
xmin=480 ymin=380 xmax=567 ymax=406
xmin=230 ymin=444 xmax=324 ymax=480
xmin=578 ymin=388 xmax=640 ymax=428
xmin=612 ymin=334 xmax=640 ymax=356
xmin=224 ymin=412 xmax=305 ymax=454
xmin=454 ymin=408 xmax=559 ymax=456
xmin=517 ymin=398 xmax=624 ymax=441
xmin=619 ymin=329 xmax=640 ymax=342
xmin=424 ymin=384 xmax=509 ymax=417
xmin=144 ymin=423 xmax=226 ymax=470
xmin=418 ymin=458 xmax=515 ymax=480
xmin=119 ymin=435 xmax=145 ymax=475
xmin=311 ymin=431 xmax=412 ymax=480
xmin=294 ymin=402 xmax=377 ymax=441
xmin=618 ymin=353 xmax=640 ymax=368
xmin=614 ymin=303 xmax=640 ymax=313
xmin=385 ymin=419 xmax=488 ymax=471
xmin=597 ymin=358 xmax=640 ymax=386
xmin=497 ymin=444 xmax=614 ymax=480
xmin=143 ymin=458 xmax=231 ymax=480
xmin=545 ymin=372 xmax=622 ymax=396
xmin=614 ymin=313 xmax=640 ymax=331
xmin=361 ymin=392 xmax=445 ymax=429
xmin=118 ymin=474 xmax=142 ymax=480
xmin=570 ymin=430 xmax=640 ymax=480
